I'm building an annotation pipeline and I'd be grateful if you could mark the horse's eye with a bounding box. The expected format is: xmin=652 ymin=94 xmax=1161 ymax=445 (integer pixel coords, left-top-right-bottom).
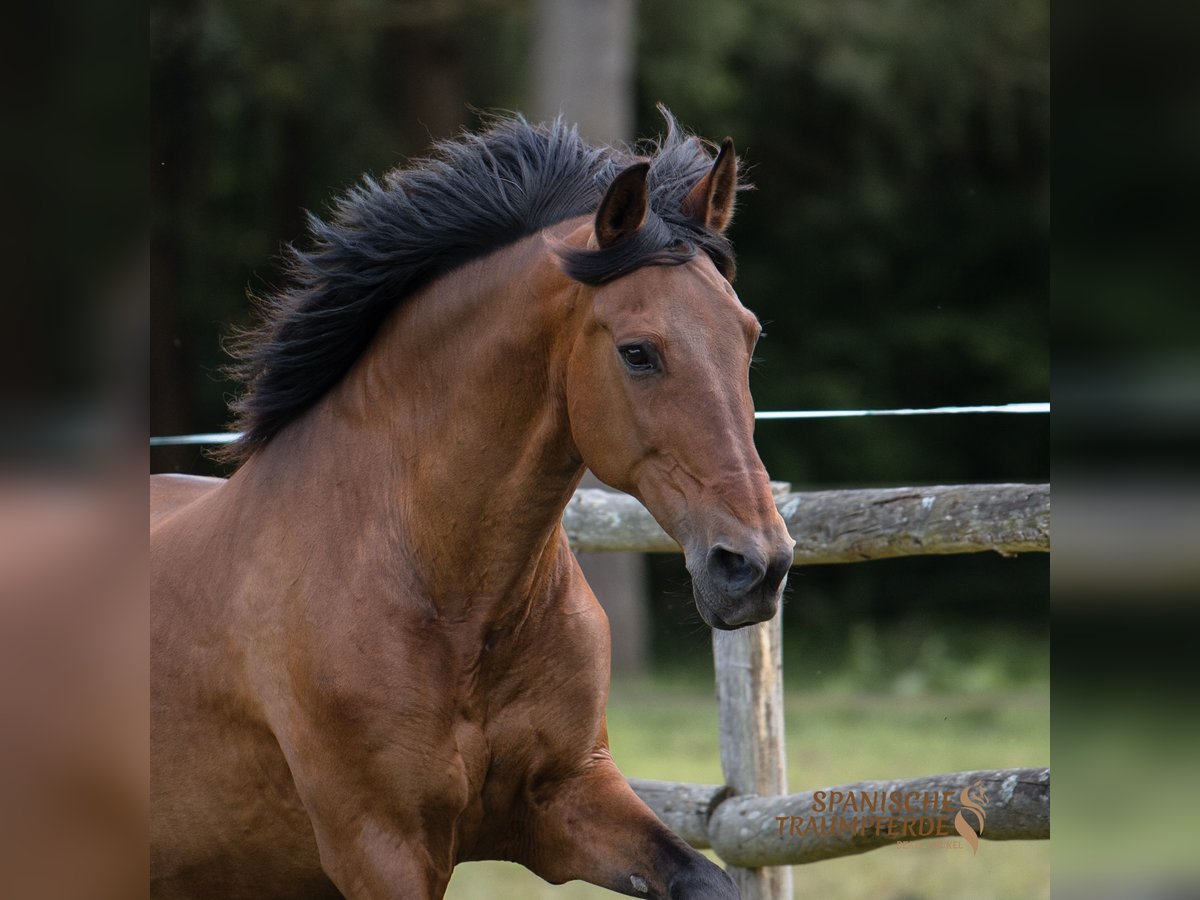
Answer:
xmin=618 ymin=343 xmax=659 ymax=374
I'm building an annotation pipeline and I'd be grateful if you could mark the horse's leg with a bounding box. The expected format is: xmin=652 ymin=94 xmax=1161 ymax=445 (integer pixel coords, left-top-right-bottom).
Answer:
xmin=298 ymin=804 xmax=452 ymax=900
xmin=525 ymin=755 xmax=738 ymax=900
xmin=267 ymin=733 xmax=457 ymax=900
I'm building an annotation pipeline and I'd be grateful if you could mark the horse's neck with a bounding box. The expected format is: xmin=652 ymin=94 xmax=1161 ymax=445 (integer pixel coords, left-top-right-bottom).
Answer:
xmin=236 ymin=231 xmax=587 ymax=618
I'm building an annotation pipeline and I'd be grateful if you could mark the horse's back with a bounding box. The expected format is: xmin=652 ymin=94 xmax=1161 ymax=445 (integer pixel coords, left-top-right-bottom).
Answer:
xmin=150 ymin=474 xmax=225 ymax=528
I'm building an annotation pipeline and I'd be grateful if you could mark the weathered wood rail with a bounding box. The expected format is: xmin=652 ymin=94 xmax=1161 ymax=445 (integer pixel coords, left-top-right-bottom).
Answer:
xmin=563 ymin=482 xmax=1050 ymax=562
xmin=630 ymin=767 xmax=1050 ymax=866
xmin=570 ymin=481 xmax=1050 ymax=899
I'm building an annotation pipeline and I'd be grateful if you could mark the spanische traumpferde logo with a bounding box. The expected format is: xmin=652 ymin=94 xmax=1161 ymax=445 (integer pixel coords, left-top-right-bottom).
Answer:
xmin=953 ymin=780 xmax=989 ymax=855
xmin=774 ymin=779 xmax=991 ymax=855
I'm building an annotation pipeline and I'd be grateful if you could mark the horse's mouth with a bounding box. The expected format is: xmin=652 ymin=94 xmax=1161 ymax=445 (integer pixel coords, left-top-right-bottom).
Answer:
xmin=700 ymin=607 xmax=738 ymax=631
xmin=695 ymin=596 xmax=774 ymax=631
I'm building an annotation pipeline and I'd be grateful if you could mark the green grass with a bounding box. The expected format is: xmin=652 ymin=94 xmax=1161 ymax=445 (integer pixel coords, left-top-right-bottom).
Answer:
xmin=446 ymin=679 xmax=1049 ymax=899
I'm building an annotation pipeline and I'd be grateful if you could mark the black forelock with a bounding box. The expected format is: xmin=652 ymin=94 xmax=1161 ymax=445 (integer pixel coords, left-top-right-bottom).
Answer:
xmin=221 ymin=108 xmax=741 ymax=462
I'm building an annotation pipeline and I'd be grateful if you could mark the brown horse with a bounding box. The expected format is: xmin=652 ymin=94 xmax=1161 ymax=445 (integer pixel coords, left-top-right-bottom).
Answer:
xmin=151 ymin=112 xmax=793 ymax=900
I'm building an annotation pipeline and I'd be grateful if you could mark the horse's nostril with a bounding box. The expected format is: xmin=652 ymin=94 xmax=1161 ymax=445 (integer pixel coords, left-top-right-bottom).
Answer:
xmin=762 ymin=551 xmax=793 ymax=594
xmin=707 ymin=546 xmax=766 ymax=596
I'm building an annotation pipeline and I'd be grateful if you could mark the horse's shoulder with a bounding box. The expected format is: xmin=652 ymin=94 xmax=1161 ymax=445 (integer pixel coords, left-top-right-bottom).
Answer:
xmin=150 ymin=474 xmax=226 ymax=528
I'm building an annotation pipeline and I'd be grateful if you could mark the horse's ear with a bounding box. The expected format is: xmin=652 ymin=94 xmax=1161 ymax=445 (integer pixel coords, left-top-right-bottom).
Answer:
xmin=595 ymin=162 xmax=650 ymax=248
xmin=682 ymin=137 xmax=738 ymax=233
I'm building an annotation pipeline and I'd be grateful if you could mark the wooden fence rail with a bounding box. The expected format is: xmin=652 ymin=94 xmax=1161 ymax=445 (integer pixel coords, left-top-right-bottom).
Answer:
xmin=630 ymin=767 xmax=1049 ymax=866
xmin=570 ymin=481 xmax=1051 ymax=899
xmin=563 ymin=482 xmax=1050 ymax=562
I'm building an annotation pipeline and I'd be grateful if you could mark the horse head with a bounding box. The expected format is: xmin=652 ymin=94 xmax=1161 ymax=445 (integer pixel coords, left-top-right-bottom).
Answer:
xmin=561 ymin=141 xmax=795 ymax=630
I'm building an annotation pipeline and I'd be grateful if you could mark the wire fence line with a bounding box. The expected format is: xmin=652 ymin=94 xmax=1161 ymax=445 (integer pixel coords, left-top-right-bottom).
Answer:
xmin=752 ymin=401 xmax=1048 ymax=420
xmin=149 ymin=402 xmax=1050 ymax=447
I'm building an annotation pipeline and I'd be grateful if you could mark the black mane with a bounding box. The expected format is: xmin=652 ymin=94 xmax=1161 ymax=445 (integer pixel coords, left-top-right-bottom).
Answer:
xmin=224 ymin=109 xmax=739 ymax=462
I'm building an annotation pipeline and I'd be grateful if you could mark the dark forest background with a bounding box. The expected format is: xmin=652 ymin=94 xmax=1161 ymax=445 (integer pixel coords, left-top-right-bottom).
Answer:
xmin=151 ymin=0 xmax=1048 ymax=680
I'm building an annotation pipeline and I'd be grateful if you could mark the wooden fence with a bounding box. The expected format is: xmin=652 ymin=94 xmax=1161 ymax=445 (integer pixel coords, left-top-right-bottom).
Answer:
xmin=564 ymin=482 xmax=1050 ymax=900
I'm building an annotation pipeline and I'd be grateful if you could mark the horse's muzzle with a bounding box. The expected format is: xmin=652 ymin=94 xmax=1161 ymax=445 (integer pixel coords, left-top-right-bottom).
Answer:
xmin=691 ymin=540 xmax=793 ymax=630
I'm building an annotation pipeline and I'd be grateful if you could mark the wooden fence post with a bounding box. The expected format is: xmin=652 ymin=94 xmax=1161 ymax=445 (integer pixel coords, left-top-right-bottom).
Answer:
xmin=714 ymin=611 xmax=793 ymax=900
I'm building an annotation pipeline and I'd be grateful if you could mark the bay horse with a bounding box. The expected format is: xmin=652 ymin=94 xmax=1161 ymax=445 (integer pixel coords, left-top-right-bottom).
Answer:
xmin=151 ymin=110 xmax=794 ymax=900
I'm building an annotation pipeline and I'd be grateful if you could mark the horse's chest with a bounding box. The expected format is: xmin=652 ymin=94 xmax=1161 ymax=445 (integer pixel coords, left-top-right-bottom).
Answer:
xmin=473 ymin=642 xmax=608 ymax=782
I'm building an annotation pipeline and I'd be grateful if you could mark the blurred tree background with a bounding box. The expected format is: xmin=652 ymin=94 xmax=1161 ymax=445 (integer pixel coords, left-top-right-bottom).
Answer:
xmin=151 ymin=0 xmax=1047 ymax=697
